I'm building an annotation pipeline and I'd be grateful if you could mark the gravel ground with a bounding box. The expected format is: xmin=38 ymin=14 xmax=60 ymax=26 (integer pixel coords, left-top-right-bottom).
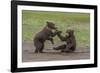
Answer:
xmin=22 ymin=42 xmax=90 ymax=62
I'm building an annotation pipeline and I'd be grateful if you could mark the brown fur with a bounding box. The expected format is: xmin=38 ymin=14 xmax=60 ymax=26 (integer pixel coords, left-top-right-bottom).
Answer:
xmin=54 ymin=29 xmax=76 ymax=52
xmin=34 ymin=21 xmax=57 ymax=53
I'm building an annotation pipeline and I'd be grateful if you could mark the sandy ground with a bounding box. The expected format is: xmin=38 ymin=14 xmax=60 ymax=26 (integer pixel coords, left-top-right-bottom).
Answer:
xmin=22 ymin=42 xmax=90 ymax=62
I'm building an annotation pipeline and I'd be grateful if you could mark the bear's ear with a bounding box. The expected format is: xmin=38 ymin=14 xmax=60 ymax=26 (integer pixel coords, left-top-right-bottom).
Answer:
xmin=46 ymin=21 xmax=50 ymax=24
xmin=70 ymin=30 xmax=74 ymax=35
xmin=46 ymin=21 xmax=53 ymax=27
xmin=46 ymin=21 xmax=50 ymax=27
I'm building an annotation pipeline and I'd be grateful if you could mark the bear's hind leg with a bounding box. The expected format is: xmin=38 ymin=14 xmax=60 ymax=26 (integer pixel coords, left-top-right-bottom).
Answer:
xmin=34 ymin=41 xmax=43 ymax=53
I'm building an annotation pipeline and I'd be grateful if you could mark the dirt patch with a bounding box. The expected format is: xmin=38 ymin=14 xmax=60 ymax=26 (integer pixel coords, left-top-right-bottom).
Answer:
xmin=22 ymin=42 xmax=90 ymax=62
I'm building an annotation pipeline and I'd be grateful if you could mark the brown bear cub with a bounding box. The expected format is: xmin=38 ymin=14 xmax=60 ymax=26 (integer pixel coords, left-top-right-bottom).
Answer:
xmin=34 ymin=21 xmax=57 ymax=53
xmin=54 ymin=29 xmax=76 ymax=53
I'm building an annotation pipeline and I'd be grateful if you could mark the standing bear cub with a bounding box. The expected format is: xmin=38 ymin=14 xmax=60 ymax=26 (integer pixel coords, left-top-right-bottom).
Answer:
xmin=34 ymin=21 xmax=57 ymax=53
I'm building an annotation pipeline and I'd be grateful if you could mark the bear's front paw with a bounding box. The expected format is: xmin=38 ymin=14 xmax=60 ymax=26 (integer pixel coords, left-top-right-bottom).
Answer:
xmin=55 ymin=30 xmax=62 ymax=34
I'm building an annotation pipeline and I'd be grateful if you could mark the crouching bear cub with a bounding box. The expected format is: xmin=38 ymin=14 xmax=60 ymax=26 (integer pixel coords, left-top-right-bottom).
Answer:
xmin=34 ymin=21 xmax=57 ymax=53
xmin=54 ymin=29 xmax=76 ymax=53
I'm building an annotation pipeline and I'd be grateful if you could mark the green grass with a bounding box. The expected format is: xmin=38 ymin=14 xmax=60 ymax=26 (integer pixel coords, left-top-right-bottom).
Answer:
xmin=22 ymin=10 xmax=90 ymax=47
